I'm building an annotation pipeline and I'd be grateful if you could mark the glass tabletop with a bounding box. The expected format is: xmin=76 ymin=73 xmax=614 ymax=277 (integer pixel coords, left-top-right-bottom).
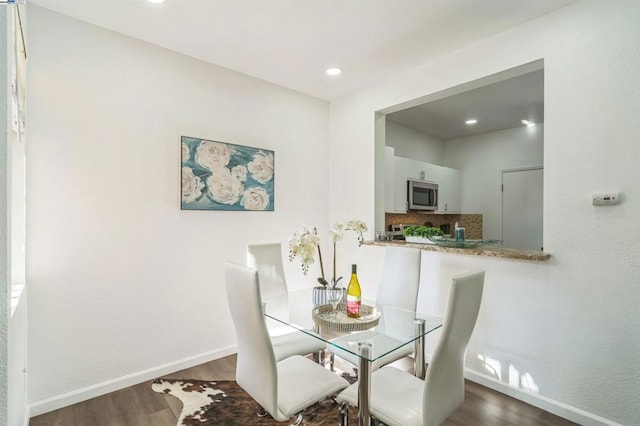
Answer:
xmin=263 ymin=288 xmax=442 ymax=362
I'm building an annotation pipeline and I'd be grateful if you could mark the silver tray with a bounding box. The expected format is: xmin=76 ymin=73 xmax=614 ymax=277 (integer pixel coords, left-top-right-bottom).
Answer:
xmin=312 ymin=303 xmax=380 ymax=332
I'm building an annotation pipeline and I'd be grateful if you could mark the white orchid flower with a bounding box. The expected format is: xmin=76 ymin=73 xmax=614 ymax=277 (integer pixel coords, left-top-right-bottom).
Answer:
xmin=289 ymin=220 xmax=368 ymax=281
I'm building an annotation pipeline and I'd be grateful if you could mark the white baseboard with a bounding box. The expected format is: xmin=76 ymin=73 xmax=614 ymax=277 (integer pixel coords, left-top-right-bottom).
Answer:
xmin=464 ymin=369 xmax=622 ymax=426
xmin=29 ymin=345 xmax=237 ymax=418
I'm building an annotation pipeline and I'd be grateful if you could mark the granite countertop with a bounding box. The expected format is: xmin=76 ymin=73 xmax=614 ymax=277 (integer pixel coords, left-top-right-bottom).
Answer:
xmin=363 ymin=240 xmax=550 ymax=262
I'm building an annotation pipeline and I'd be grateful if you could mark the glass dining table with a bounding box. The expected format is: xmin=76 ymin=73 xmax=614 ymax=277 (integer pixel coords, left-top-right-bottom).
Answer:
xmin=263 ymin=288 xmax=442 ymax=425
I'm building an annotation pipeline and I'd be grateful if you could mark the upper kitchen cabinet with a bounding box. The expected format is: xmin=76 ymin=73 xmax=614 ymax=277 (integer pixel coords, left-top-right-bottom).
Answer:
xmin=392 ymin=156 xmax=411 ymax=212
xmin=385 ymin=146 xmax=396 ymax=213
xmin=434 ymin=165 xmax=461 ymax=213
xmin=400 ymin=157 xmax=436 ymax=182
xmin=387 ymin=155 xmax=437 ymax=213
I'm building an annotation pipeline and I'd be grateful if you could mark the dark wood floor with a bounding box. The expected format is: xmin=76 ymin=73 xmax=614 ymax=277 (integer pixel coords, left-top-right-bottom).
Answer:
xmin=30 ymin=353 xmax=577 ymax=426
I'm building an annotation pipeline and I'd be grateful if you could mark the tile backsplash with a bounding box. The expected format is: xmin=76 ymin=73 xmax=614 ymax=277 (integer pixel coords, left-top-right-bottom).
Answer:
xmin=385 ymin=213 xmax=483 ymax=239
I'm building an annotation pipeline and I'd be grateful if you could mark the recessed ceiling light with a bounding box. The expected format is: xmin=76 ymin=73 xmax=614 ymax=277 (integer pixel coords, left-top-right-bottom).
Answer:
xmin=521 ymin=119 xmax=535 ymax=126
xmin=465 ymin=119 xmax=478 ymax=125
xmin=147 ymin=0 xmax=166 ymax=4
xmin=326 ymin=67 xmax=342 ymax=76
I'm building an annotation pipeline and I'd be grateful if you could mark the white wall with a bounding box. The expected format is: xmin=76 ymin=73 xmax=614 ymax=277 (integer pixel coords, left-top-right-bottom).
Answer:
xmin=1 ymin=8 xmax=9 ymax=425
xmin=330 ymin=1 xmax=640 ymax=425
xmin=27 ymin=6 xmax=331 ymax=413
xmin=9 ymin=292 xmax=27 ymax=426
xmin=2 ymin=4 xmax=29 ymax=426
xmin=385 ymin=121 xmax=444 ymax=164
xmin=445 ymin=125 xmax=544 ymax=239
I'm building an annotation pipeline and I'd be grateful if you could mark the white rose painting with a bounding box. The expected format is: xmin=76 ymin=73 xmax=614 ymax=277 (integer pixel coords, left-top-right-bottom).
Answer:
xmin=181 ymin=136 xmax=274 ymax=211
xmin=181 ymin=167 xmax=205 ymax=203
xmin=242 ymin=187 xmax=270 ymax=211
xmin=247 ymin=152 xmax=274 ymax=184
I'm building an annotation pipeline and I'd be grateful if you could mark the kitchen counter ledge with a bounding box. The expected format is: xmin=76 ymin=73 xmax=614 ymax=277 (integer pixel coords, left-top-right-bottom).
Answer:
xmin=364 ymin=240 xmax=550 ymax=262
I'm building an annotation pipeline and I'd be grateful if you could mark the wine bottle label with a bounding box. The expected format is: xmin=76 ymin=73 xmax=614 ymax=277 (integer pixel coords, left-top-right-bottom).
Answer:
xmin=346 ymin=295 xmax=361 ymax=317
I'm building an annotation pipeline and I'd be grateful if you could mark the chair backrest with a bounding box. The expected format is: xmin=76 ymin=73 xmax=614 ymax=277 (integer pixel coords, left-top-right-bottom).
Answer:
xmin=247 ymin=243 xmax=290 ymax=321
xmin=247 ymin=243 xmax=288 ymax=297
xmin=376 ymin=246 xmax=421 ymax=311
xmin=423 ymin=270 xmax=485 ymax=426
xmin=224 ymin=261 xmax=280 ymax=418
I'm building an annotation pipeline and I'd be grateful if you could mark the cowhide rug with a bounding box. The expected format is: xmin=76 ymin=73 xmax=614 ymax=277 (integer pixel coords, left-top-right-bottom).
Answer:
xmin=152 ymin=372 xmax=358 ymax=425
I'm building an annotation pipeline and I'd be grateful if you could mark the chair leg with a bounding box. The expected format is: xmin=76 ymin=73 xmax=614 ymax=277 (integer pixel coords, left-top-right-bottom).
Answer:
xmin=313 ymin=349 xmax=326 ymax=365
xmin=330 ymin=352 xmax=335 ymax=371
xmin=292 ymin=411 xmax=304 ymax=426
xmin=339 ymin=401 xmax=349 ymax=426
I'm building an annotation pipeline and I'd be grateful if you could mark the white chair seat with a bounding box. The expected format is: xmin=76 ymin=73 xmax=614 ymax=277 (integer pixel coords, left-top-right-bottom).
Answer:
xmin=337 ymin=365 xmax=424 ymax=426
xmin=277 ymin=355 xmax=350 ymax=419
xmin=272 ymin=329 xmax=327 ymax=362
xmin=328 ymin=332 xmax=414 ymax=371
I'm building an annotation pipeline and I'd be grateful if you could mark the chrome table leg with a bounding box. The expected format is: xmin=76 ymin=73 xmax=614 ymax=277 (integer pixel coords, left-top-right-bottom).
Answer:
xmin=357 ymin=342 xmax=372 ymax=426
xmin=312 ymin=324 xmax=325 ymax=365
xmin=339 ymin=401 xmax=349 ymax=426
xmin=414 ymin=318 xmax=426 ymax=379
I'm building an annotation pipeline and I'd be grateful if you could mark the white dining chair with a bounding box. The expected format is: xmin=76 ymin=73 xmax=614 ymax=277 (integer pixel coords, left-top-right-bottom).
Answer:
xmin=336 ymin=270 xmax=485 ymax=426
xmin=224 ymin=261 xmax=349 ymax=425
xmin=328 ymin=245 xmax=421 ymax=371
xmin=247 ymin=243 xmax=327 ymax=362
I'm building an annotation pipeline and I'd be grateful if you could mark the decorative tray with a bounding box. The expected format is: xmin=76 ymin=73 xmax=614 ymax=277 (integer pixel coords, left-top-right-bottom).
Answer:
xmin=312 ymin=303 xmax=380 ymax=332
xmin=427 ymin=237 xmax=503 ymax=248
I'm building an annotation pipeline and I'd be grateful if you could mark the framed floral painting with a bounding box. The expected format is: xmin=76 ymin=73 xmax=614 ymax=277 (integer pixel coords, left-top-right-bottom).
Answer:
xmin=181 ymin=136 xmax=274 ymax=211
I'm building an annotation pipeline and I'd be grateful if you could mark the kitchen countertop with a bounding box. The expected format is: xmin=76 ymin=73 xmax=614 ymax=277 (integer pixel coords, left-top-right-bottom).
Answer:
xmin=364 ymin=240 xmax=550 ymax=262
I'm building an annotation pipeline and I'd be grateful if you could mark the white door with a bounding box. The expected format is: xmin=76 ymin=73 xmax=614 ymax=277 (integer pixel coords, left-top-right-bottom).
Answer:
xmin=501 ymin=168 xmax=543 ymax=251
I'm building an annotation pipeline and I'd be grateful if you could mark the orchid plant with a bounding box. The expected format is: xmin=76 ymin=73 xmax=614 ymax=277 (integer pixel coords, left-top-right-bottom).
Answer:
xmin=288 ymin=220 xmax=368 ymax=287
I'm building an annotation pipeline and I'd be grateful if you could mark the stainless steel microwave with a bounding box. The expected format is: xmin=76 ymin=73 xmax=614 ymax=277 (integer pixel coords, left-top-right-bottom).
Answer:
xmin=407 ymin=179 xmax=438 ymax=211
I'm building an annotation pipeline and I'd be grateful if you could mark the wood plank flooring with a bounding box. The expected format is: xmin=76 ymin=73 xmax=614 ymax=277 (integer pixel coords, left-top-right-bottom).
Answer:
xmin=30 ymin=354 xmax=577 ymax=426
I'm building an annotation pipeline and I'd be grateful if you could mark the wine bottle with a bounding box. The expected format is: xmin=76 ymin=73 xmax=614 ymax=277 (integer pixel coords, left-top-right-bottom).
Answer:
xmin=346 ymin=264 xmax=362 ymax=318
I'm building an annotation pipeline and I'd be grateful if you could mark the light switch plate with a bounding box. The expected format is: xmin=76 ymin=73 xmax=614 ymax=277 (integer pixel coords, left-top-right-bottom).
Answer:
xmin=592 ymin=192 xmax=621 ymax=205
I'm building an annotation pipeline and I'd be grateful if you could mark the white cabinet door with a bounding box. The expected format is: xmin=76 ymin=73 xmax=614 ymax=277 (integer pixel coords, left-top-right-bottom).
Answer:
xmin=422 ymin=162 xmax=437 ymax=182
xmin=405 ymin=158 xmax=436 ymax=182
xmin=435 ymin=166 xmax=461 ymax=213
xmin=393 ymin=156 xmax=410 ymax=212
xmin=385 ymin=147 xmax=395 ymax=213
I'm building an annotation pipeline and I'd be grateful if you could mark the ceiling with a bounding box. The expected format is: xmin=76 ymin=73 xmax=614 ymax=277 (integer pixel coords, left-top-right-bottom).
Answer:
xmin=386 ymin=69 xmax=544 ymax=140
xmin=29 ymin=0 xmax=578 ymax=101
